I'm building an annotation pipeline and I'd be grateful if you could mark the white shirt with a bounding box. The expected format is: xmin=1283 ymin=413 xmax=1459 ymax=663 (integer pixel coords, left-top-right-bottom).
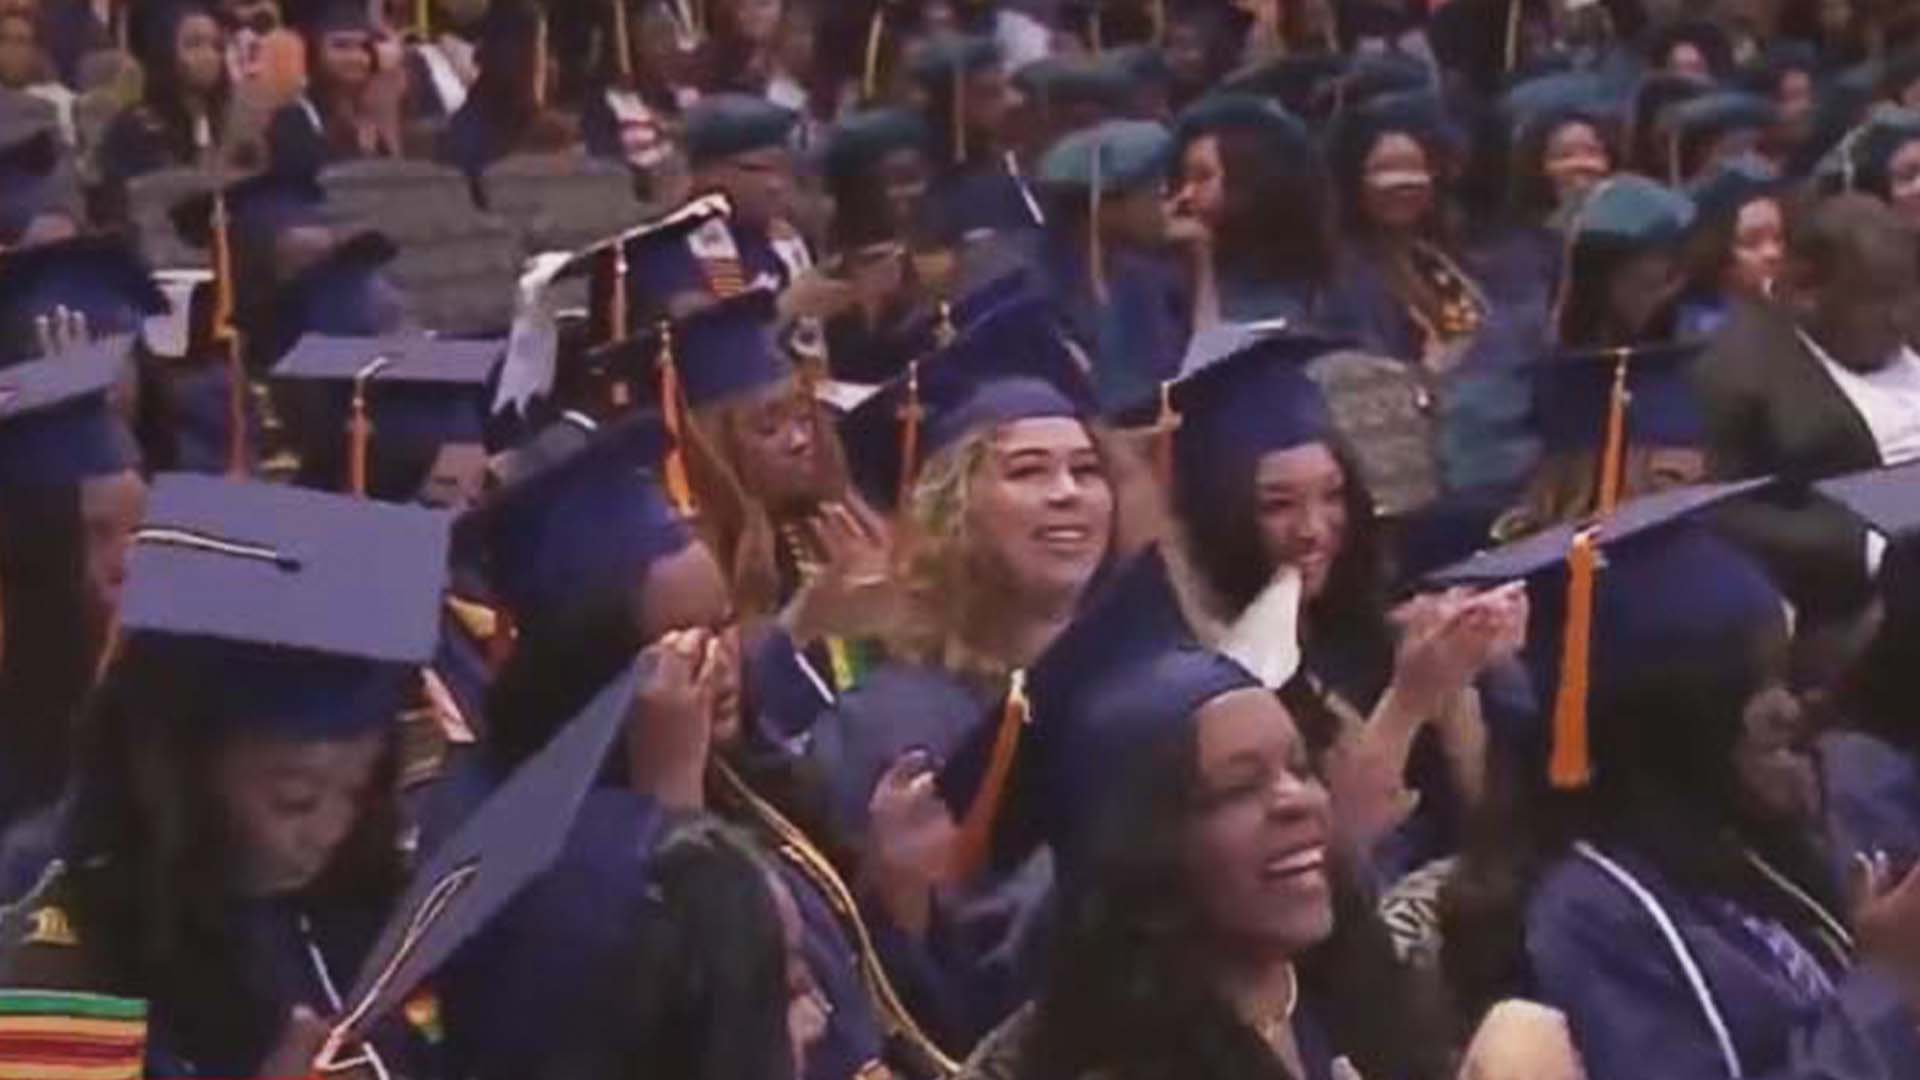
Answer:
xmin=1800 ymin=333 xmax=1920 ymax=466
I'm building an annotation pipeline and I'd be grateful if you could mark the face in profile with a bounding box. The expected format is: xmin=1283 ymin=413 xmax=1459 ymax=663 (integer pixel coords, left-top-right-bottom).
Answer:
xmin=1542 ymin=121 xmax=1611 ymax=208
xmin=965 ymin=417 xmax=1113 ymax=607
xmin=1183 ymin=688 xmax=1336 ymax=956
xmin=722 ymin=377 xmax=829 ymax=511
xmin=1174 ymin=134 xmax=1227 ymax=229
xmin=1726 ymin=195 xmax=1785 ymax=298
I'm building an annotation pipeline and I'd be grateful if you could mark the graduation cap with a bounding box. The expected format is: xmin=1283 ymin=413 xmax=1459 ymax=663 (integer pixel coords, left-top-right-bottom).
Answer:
xmin=1736 ymin=39 xmax=1819 ymax=97
xmin=168 ymin=170 xmax=331 ymax=253
xmin=1217 ymin=53 xmax=1347 ymax=121
xmin=1428 ymin=478 xmax=1779 ymax=788
xmin=475 ymin=411 xmax=690 ymax=633
xmin=1012 ymin=56 xmax=1132 ymax=119
xmin=1687 ymin=152 xmax=1782 ymax=227
xmin=857 ymin=265 xmax=1037 ymax=386
xmin=1816 ymin=460 xmax=1920 ymax=538
xmin=682 ymin=93 xmax=800 ymax=169
xmin=313 ymin=659 xmax=647 ymax=1070
xmin=129 ymin=0 xmax=219 ymax=69
xmin=837 ymin=290 xmax=1092 ymax=511
xmin=1532 ymin=339 xmax=1708 ymax=456
xmin=1036 ymin=120 xmax=1174 ymax=305
xmin=273 ymin=335 xmax=503 ymax=500
xmin=911 ymin=33 xmax=1001 ymax=165
xmin=0 ymin=235 xmax=166 ymax=367
xmin=0 ymin=127 xmax=80 ymax=245
xmin=1565 ymin=173 xmax=1695 ymax=251
xmin=1501 ymin=71 xmax=1623 ymax=147
xmin=1659 ymin=91 xmax=1775 ymax=184
xmin=1815 ymin=105 xmax=1920 ymax=196
xmin=1644 ymin=18 xmax=1732 ymax=80
xmin=1174 ymin=92 xmax=1314 ymax=160
xmin=0 ymin=335 xmax=139 ymax=488
xmin=267 ymin=229 xmax=406 ymax=363
xmin=1116 ymin=323 xmax=1346 ymax=496
xmin=822 ymin=107 xmax=931 ymax=195
xmin=1328 ymin=51 xmax=1435 ymax=119
xmin=120 ymin=472 xmax=452 ymax=736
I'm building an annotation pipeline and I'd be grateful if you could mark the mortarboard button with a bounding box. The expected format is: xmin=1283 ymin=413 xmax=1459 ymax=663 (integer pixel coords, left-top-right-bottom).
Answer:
xmin=0 ymin=335 xmax=140 ymax=488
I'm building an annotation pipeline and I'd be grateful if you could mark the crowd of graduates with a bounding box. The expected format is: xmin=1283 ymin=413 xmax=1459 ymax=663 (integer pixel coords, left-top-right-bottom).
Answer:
xmin=7 ymin=0 xmax=1920 ymax=1077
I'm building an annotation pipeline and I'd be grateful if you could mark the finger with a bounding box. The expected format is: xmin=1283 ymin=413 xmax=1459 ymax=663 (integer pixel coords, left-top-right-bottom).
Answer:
xmin=34 ymin=314 xmax=53 ymax=357
xmin=879 ymin=747 xmax=935 ymax=789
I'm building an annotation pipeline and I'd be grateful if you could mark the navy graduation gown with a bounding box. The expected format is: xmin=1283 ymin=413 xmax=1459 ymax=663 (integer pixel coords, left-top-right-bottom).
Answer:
xmin=918 ymin=159 xmax=1044 ymax=244
xmin=1040 ymin=236 xmax=1188 ymax=412
xmin=1526 ymin=844 xmax=1920 ymax=1080
xmin=1822 ymin=732 xmax=1920 ymax=869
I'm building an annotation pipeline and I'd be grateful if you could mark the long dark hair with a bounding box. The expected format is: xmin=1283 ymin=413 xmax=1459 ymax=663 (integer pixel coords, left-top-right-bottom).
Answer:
xmin=543 ymin=817 xmax=796 ymax=1080
xmin=61 ymin=640 xmax=404 ymax=1072
xmin=1837 ymin=534 xmax=1920 ymax=755
xmin=0 ymin=486 xmax=99 ymax=820
xmin=139 ymin=5 xmax=232 ymax=162
xmin=1172 ymin=436 xmax=1390 ymax=674
xmin=1510 ymin=115 xmax=1621 ymax=223
xmin=1023 ymin=721 xmax=1447 ymax=1080
xmin=1554 ymin=238 xmax=1680 ymax=347
xmin=1440 ymin=608 xmax=1843 ymax=1035
xmin=1209 ymin=127 xmax=1338 ymax=291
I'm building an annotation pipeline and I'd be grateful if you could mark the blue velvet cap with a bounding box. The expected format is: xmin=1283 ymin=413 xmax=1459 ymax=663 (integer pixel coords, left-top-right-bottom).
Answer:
xmin=1035 ymin=119 xmax=1174 ymax=194
xmin=586 ymin=288 xmax=789 ymax=410
xmin=683 ymin=94 xmax=799 ymax=168
xmin=1329 ymin=52 xmax=1434 ymax=114
xmin=909 ymin=32 xmax=1000 ymax=85
xmin=837 ymin=291 xmax=1094 ymax=510
xmin=0 ymin=126 xmax=80 ymax=244
xmin=120 ymin=473 xmax=454 ymax=737
xmin=1817 ymin=105 xmax=1920 ymax=195
xmin=477 ymin=412 xmax=690 ymax=631
xmin=1502 ymin=71 xmax=1623 ymax=144
xmin=1568 ymin=175 xmax=1696 ymax=249
xmin=296 ymin=0 xmax=376 ymax=33
xmin=1661 ymin=90 xmax=1775 ymax=144
xmin=0 ymin=335 xmax=139 ymax=488
xmin=1217 ymin=53 xmax=1347 ymax=119
xmin=883 ymin=266 xmax=1036 ymax=369
xmin=0 ymin=235 xmax=166 ymax=366
xmin=1175 ymin=92 xmax=1314 ymax=159
xmin=822 ymin=108 xmax=930 ymax=190
xmin=1533 ymin=340 xmax=1707 ymax=452
xmin=1687 ymin=152 xmax=1783 ymax=225
xmin=1013 ymin=55 xmax=1132 ymax=112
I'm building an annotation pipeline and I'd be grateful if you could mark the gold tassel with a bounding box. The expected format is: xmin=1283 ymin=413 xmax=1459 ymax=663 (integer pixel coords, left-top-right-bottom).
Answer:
xmin=210 ymin=189 xmax=249 ymax=477
xmin=656 ymin=320 xmax=696 ymax=515
xmin=346 ymin=356 xmax=392 ymax=497
xmin=1668 ymin=130 xmax=1683 ymax=187
xmin=1550 ymin=531 xmax=1599 ymax=790
xmin=611 ymin=0 xmax=632 ymax=80
xmin=1503 ymin=0 xmax=1522 ymax=72
xmin=1148 ymin=0 xmax=1165 ymax=44
xmin=896 ymin=360 xmax=924 ymax=508
xmin=415 ymin=0 xmax=431 ymax=39
xmin=1596 ymin=349 xmax=1629 ymax=516
xmin=1152 ymin=378 xmax=1180 ymax=489
xmin=950 ymin=65 xmax=966 ymax=165
xmin=949 ymin=669 xmax=1029 ymax=881
xmin=862 ymin=5 xmax=888 ymax=101
xmin=533 ymin=10 xmax=550 ymax=110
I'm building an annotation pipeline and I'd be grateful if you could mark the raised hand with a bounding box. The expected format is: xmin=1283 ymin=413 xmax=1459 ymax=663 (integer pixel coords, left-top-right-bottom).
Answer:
xmin=628 ymin=629 xmax=718 ymax=809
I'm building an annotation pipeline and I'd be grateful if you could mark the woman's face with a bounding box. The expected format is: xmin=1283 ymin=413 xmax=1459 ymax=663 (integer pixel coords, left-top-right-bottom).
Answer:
xmin=1542 ymin=121 xmax=1611 ymax=206
xmin=1888 ymin=139 xmax=1920 ymax=228
xmin=765 ymin=870 xmax=829 ymax=1077
xmin=1254 ymin=443 xmax=1348 ymax=602
xmin=1726 ymin=195 xmax=1785 ymax=298
xmin=217 ymin=728 xmax=385 ymax=897
xmin=1184 ymin=688 xmax=1335 ymax=956
xmin=1776 ymin=70 xmax=1815 ymax=130
xmin=1360 ymin=131 xmax=1434 ymax=234
xmin=878 ymin=147 xmax=931 ymax=232
xmin=965 ymin=417 xmax=1112 ymax=607
xmin=175 ymin=13 xmax=226 ymax=94
xmin=79 ymin=470 xmax=146 ymax=624
xmin=1733 ymin=681 xmax=1820 ymax=826
xmin=0 ymin=15 xmax=35 ymax=87
xmin=319 ymin=29 xmax=373 ymax=90
xmin=1166 ymin=22 xmax=1208 ymax=85
xmin=724 ymin=377 xmax=829 ymax=511
xmin=731 ymin=0 xmax=782 ymax=47
xmin=1666 ymin=41 xmax=1710 ymax=81
xmin=1605 ymin=249 xmax=1681 ymax=336
xmin=1175 ymin=134 xmax=1227 ymax=229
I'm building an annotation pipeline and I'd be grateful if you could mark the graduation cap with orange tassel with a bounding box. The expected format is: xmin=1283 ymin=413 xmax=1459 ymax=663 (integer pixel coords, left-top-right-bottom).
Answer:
xmin=834 ymin=287 xmax=1094 ymax=515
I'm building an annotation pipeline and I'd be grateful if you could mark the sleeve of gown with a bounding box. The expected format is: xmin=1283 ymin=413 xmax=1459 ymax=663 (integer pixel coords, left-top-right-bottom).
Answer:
xmin=1528 ymin=866 xmax=1920 ymax=1080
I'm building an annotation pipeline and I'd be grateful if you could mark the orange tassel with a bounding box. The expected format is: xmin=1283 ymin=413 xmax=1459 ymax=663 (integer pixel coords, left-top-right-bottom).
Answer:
xmin=950 ymin=669 xmax=1029 ymax=880
xmin=896 ymin=360 xmax=924 ymax=508
xmin=210 ymin=190 xmax=249 ymax=477
xmin=611 ymin=0 xmax=632 ymax=80
xmin=1550 ymin=531 xmax=1599 ymax=790
xmin=656 ymin=321 xmax=696 ymax=515
xmin=345 ymin=356 xmax=390 ymax=498
xmin=1595 ymin=349 xmax=1630 ymax=516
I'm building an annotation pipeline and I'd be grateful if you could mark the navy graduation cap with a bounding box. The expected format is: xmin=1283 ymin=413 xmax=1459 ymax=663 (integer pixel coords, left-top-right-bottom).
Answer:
xmin=1566 ymin=174 xmax=1696 ymax=250
xmin=1816 ymin=460 xmax=1920 ymax=539
xmin=475 ymin=411 xmax=691 ymax=633
xmin=1687 ymin=152 xmax=1782 ymax=226
xmin=0 ymin=334 xmax=139 ymax=488
xmin=0 ymin=127 xmax=80 ymax=244
xmin=1013 ymin=55 xmax=1133 ymax=116
xmin=822 ymin=107 xmax=930 ymax=194
xmin=585 ymin=287 xmax=788 ymax=413
xmin=909 ymin=31 xmax=999 ymax=88
xmin=168 ymin=170 xmax=332 ymax=253
xmin=119 ymin=473 xmax=453 ymax=736
xmin=0 ymin=235 xmax=166 ymax=367
xmin=1175 ymin=92 xmax=1314 ymax=160
xmin=1532 ymin=339 xmax=1709 ymax=454
xmin=1035 ymin=119 xmax=1174 ymax=193
xmin=1659 ymin=90 xmax=1775 ymax=183
xmin=883 ymin=265 xmax=1037 ymax=371
xmin=1328 ymin=51 xmax=1435 ymax=117
xmin=683 ymin=93 xmax=800 ymax=169
xmin=315 ymin=660 xmax=648 ymax=1069
xmin=1501 ymin=71 xmax=1622 ymax=145
xmin=838 ymin=290 xmax=1093 ymax=511
xmin=273 ymin=334 xmax=503 ymax=500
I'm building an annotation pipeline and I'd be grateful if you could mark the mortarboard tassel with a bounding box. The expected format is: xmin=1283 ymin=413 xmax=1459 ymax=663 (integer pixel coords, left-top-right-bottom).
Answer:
xmin=532 ymin=10 xmax=550 ymax=111
xmin=1549 ymin=530 xmax=1599 ymax=790
xmin=896 ymin=360 xmax=924 ymax=508
xmin=934 ymin=299 xmax=957 ymax=348
xmin=416 ymin=0 xmax=431 ymax=38
xmin=1152 ymin=378 xmax=1180 ymax=489
xmin=611 ymin=0 xmax=633 ymax=80
xmin=949 ymin=668 xmax=1029 ymax=881
xmin=862 ymin=4 xmax=888 ymax=102
xmin=1503 ymin=0 xmax=1522 ymax=73
xmin=1595 ymin=349 xmax=1630 ymax=516
xmin=345 ymin=356 xmax=393 ymax=498
xmin=1089 ymin=147 xmax=1109 ymax=307
xmin=1148 ymin=0 xmax=1165 ymax=44
xmin=655 ymin=320 xmax=697 ymax=514
xmin=209 ymin=188 xmax=250 ymax=477
xmin=1091 ymin=8 xmax=1103 ymax=54
xmin=951 ymin=64 xmax=967 ymax=166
